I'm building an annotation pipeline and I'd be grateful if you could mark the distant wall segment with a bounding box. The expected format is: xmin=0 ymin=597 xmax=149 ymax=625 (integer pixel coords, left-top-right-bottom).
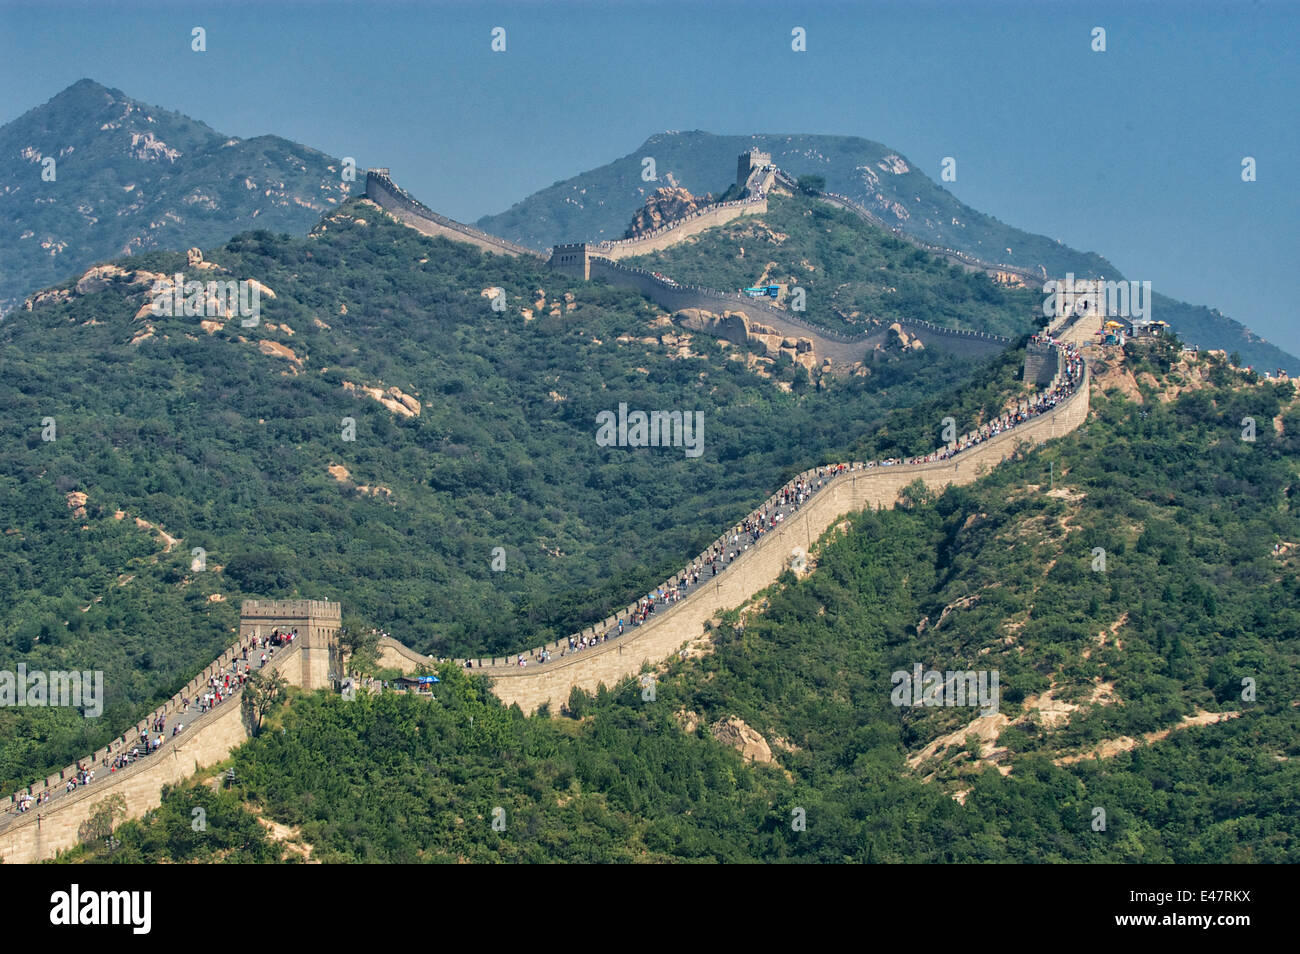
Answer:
xmin=584 ymin=256 xmax=1010 ymax=364
xmin=365 ymin=171 xmax=544 ymax=259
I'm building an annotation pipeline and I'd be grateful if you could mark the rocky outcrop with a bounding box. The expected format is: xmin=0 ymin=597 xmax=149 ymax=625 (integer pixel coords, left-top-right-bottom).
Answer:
xmin=624 ymin=186 xmax=714 ymax=239
xmin=257 ymin=340 xmax=302 ymax=367
xmin=186 ymin=247 xmax=222 ymax=271
xmin=343 ymin=381 xmax=422 ymax=417
xmin=711 ymin=716 xmax=774 ymax=764
xmin=327 ymin=463 xmax=395 ymax=501
xmin=882 ymin=321 xmax=924 ymax=354
xmin=674 ymin=308 xmax=828 ymax=373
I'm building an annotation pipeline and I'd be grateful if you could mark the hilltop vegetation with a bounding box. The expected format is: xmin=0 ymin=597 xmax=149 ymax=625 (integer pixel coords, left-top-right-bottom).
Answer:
xmin=620 ymin=191 xmax=1041 ymax=339
xmin=0 ymin=79 xmax=354 ymax=316
xmin=1 ymin=197 xmax=1025 ymax=791
xmin=76 ymin=351 xmax=1300 ymax=863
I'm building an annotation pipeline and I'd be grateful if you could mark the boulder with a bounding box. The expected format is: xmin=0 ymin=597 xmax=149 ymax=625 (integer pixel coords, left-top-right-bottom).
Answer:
xmin=711 ymin=716 xmax=774 ymax=764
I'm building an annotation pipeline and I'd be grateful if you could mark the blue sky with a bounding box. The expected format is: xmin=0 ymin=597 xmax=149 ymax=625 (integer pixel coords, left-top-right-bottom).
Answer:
xmin=1 ymin=0 xmax=1296 ymax=354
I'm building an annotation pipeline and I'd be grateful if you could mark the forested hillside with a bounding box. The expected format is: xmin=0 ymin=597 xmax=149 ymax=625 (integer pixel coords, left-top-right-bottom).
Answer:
xmin=0 ymin=196 xmax=1031 ymax=791
xmin=70 ymin=347 xmax=1300 ymax=863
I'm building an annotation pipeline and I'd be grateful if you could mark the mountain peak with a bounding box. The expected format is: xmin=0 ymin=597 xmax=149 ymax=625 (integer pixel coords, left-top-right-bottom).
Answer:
xmin=0 ymin=80 xmax=355 ymax=317
xmin=47 ymin=77 xmax=123 ymax=107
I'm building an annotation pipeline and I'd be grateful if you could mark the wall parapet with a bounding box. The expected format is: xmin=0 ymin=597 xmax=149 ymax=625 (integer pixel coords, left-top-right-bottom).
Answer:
xmin=383 ymin=347 xmax=1089 ymax=711
xmin=365 ymin=171 xmax=545 ymax=260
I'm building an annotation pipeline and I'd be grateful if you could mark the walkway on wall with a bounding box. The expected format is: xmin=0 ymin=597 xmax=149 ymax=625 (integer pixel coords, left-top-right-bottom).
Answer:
xmin=387 ymin=340 xmax=1088 ymax=688
xmin=365 ymin=170 xmax=545 ymax=259
xmin=1 ymin=636 xmax=299 ymax=829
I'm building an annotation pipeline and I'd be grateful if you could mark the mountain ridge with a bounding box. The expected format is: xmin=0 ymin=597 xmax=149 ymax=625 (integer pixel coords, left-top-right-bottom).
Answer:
xmin=0 ymin=79 xmax=355 ymax=316
xmin=477 ymin=130 xmax=1298 ymax=374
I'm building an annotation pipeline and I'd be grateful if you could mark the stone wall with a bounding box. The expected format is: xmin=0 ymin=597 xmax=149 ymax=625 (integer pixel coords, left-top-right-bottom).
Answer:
xmin=1023 ymin=340 xmax=1056 ymax=385
xmin=377 ymin=637 xmax=435 ymax=672
xmin=585 ymin=257 xmax=1010 ymax=365
xmin=365 ymin=171 xmax=544 ymax=259
xmin=365 ymin=168 xmax=1017 ymax=365
xmin=795 ymin=178 xmax=1046 ymax=285
xmin=0 ymin=642 xmax=305 ymax=864
xmin=383 ymin=358 xmax=1090 ymax=713
xmin=594 ymin=197 xmax=767 ymax=260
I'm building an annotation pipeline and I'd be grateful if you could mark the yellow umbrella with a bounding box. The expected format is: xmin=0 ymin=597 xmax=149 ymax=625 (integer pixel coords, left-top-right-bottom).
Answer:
xmin=1104 ymin=320 xmax=1123 ymax=328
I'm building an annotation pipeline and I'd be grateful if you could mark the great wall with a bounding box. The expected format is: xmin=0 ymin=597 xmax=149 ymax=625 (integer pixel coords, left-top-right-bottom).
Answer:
xmin=1 ymin=154 xmax=1099 ymax=863
xmin=767 ymin=168 xmax=1046 ymax=286
xmin=375 ymin=331 xmax=1091 ymax=712
xmin=364 ymin=160 xmax=1019 ymax=366
xmin=0 ymin=600 xmax=341 ymax=863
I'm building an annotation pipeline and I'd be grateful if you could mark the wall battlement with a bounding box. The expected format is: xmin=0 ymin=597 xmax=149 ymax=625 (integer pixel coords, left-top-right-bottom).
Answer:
xmin=365 ymin=170 xmax=545 ymax=259
xmin=240 ymin=599 xmax=341 ymax=620
xmin=381 ymin=346 xmax=1090 ymax=713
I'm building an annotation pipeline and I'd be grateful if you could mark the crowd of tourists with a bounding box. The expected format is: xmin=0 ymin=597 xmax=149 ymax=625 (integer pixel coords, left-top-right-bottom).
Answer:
xmin=6 ymin=629 xmax=295 ymax=819
xmin=10 ymin=341 xmax=1084 ymax=813
xmin=500 ymin=339 xmax=1083 ymax=670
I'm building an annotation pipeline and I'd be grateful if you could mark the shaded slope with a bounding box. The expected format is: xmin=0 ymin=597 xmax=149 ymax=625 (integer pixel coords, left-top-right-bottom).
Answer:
xmin=0 ymin=79 xmax=355 ymax=315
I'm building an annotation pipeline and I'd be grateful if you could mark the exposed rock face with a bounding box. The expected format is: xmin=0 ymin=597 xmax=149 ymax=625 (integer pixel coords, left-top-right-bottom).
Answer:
xmin=711 ymin=716 xmax=774 ymax=764
xmin=186 ymin=247 xmax=221 ymax=270
xmin=75 ymin=264 xmax=130 ymax=295
xmin=257 ymin=340 xmax=302 ymax=367
xmin=327 ymin=462 xmax=394 ymax=501
xmin=342 ymin=381 xmax=421 ymax=417
xmin=245 ymin=278 xmax=276 ymax=300
xmin=673 ymin=308 xmax=750 ymax=346
xmin=881 ymin=322 xmax=923 ymax=353
xmin=675 ymin=309 xmax=820 ymax=372
xmin=624 ymin=186 xmax=714 ymax=239
xmin=32 ymin=264 xmax=218 ymax=318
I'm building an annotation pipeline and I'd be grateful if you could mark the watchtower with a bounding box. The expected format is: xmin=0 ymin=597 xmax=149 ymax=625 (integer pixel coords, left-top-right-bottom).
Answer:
xmin=239 ymin=599 xmax=342 ymax=691
xmin=737 ymin=149 xmax=772 ymax=189
xmin=550 ymin=243 xmax=591 ymax=280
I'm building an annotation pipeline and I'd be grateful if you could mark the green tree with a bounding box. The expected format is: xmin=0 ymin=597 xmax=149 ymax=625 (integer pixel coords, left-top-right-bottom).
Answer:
xmin=241 ymin=668 xmax=288 ymax=734
xmin=797 ymin=174 xmax=826 ymax=194
xmin=77 ymin=792 xmax=127 ymax=855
